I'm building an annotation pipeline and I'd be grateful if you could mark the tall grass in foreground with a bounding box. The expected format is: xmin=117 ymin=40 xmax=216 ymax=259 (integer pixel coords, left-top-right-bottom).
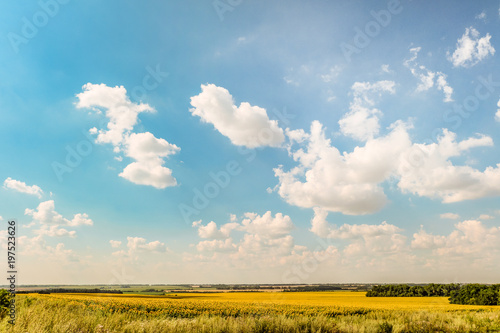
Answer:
xmin=1 ymin=295 xmax=500 ymax=332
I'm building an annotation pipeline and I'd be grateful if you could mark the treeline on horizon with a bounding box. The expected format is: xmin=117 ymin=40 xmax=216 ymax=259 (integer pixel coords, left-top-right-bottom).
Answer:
xmin=367 ymin=284 xmax=500 ymax=305
xmin=16 ymin=288 xmax=123 ymax=294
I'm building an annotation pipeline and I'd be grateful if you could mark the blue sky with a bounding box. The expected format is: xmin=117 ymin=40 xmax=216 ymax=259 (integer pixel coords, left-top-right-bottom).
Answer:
xmin=1 ymin=0 xmax=500 ymax=284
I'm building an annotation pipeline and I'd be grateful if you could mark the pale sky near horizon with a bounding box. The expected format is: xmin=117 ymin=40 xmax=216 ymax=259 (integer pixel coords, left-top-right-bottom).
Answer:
xmin=1 ymin=0 xmax=500 ymax=285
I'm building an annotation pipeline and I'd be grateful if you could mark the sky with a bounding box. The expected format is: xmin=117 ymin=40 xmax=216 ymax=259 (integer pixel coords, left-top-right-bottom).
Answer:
xmin=1 ymin=0 xmax=500 ymax=285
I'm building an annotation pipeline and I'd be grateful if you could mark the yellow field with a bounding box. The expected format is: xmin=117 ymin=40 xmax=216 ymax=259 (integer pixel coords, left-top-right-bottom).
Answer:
xmin=31 ymin=291 xmax=499 ymax=317
xmin=3 ymin=292 xmax=500 ymax=332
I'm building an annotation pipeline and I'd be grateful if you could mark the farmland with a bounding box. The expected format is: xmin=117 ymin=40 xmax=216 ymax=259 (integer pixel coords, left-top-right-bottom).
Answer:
xmin=2 ymin=291 xmax=500 ymax=332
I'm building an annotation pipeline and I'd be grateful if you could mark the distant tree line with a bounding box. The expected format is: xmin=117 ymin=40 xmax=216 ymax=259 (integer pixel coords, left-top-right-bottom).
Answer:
xmin=448 ymin=284 xmax=500 ymax=305
xmin=16 ymin=288 xmax=123 ymax=294
xmin=366 ymin=284 xmax=460 ymax=297
xmin=283 ymin=285 xmax=342 ymax=292
xmin=367 ymin=284 xmax=500 ymax=305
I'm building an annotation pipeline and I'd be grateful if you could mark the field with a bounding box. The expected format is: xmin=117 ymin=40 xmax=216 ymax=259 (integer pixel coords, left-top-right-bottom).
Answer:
xmin=2 ymin=291 xmax=500 ymax=332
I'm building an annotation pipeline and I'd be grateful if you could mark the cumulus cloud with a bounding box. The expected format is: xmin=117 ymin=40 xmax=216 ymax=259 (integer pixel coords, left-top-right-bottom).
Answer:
xmin=189 ymin=84 xmax=285 ymax=148
xmin=405 ymin=47 xmax=453 ymax=102
xmin=76 ymin=83 xmax=155 ymax=146
xmin=196 ymin=238 xmax=237 ymax=252
xmin=76 ymin=83 xmax=180 ymax=189
xmin=127 ymin=237 xmax=167 ymax=252
xmin=412 ymin=220 xmax=500 ymax=261
xmin=275 ymin=119 xmax=500 ymax=215
xmin=196 ymin=221 xmax=238 ymax=239
xmin=25 ymin=200 xmax=93 ymax=227
xmin=448 ymin=27 xmax=495 ymax=67
xmin=311 ymin=209 xmax=402 ymax=240
xmin=275 ymin=120 xmax=411 ymax=215
xmin=35 ymin=225 xmax=76 ymax=238
xmin=478 ymin=214 xmax=494 ymax=220
xmin=7 ymin=201 xmax=94 ymax=274
xmin=3 ymin=177 xmax=43 ymax=198
xmin=191 ymin=212 xmax=296 ymax=268
xmin=339 ymin=81 xmax=395 ymax=141
xmin=310 ymin=209 xmax=407 ymax=260
xmin=18 ymin=235 xmax=80 ymax=263
xmin=113 ymin=236 xmax=168 ymax=260
xmin=240 ymin=211 xmax=294 ymax=239
xmin=119 ymin=132 xmax=180 ymax=188
xmin=396 ymin=130 xmax=499 ymax=203
xmin=193 ymin=212 xmax=294 ymax=242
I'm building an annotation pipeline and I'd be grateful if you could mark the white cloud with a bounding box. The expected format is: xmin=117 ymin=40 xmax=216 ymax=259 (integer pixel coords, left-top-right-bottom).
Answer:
xmin=236 ymin=234 xmax=294 ymax=260
xmin=311 ymin=208 xmax=401 ymax=238
xmin=411 ymin=228 xmax=446 ymax=249
xmin=240 ymin=211 xmax=294 ymax=239
xmin=25 ymin=200 xmax=93 ymax=227
xmin=110 ymin=240 xmax=122 ymax=248
xmin=190 ymin=84 xmax=285 ymax=148
xmin=119 ymin=160 xmax=176 ymax=189
xmin=23 ymin=235 xmax=80 ymax=263
xmin=76 ymin=83 xmax=180 ymax=189
xmin=310 ymin=209 xmax=406 ymax=259
xmin=412 ymin=220 xmax=500 ymax=261
xmin=397 ymin=130 xmax=500 ymax=203
xmin=196 ymin=221 xmax=238 ymax=239
xmin=275 ymin=120 xmax=411 ymax=215
xmin=127 ymin=237 xmax=167 ymax=252
xmin=435 ymin=74 xmax=453 ymax=103
xmin=440 ymin=213 xmax=460 ymax=220
xmin=16 ymin=235 xmax=80 ymax=263
xmin=478 ymin=214 xmax=494 ymax=220
xmin=339 ymin=80 xmax=395 ymax=141
xmin=35 ymin=225 xmax=76 ymax=238
xmin=124 ymin=132 xmax=179 ymax=163
xmin=76 ymin=83 xmax=154 ymax=146
xmin=275 ymin=119 xmax=500 ymax=215
xmin=114 ymin=236 xmax=168 ymax=260
xmin=119 ymin=132 xmax=180 ymax=188
xmin=3 ymin=177 xmax=43 ymax=198
xmin=69 ymin=213 xmax=93 ymax=227
xmin=192 ymin=212 xmax=296 ymax=269
xmin=405 ymin=47 xmax=453 ymax=102
xmin=196 ymin=238 xmax=237 ymax=252
xmin=448 ymin=27 xmax=495 ymax=67
xmin=194 ymin=212 xmax=294 ymax=241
